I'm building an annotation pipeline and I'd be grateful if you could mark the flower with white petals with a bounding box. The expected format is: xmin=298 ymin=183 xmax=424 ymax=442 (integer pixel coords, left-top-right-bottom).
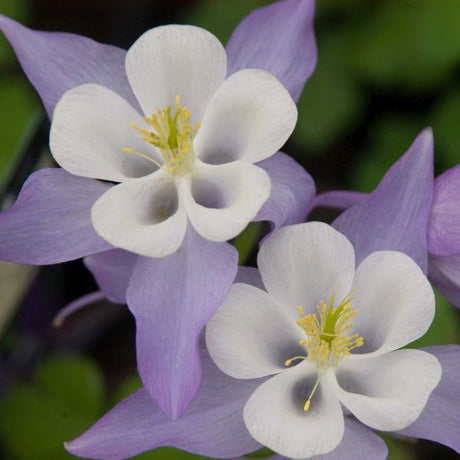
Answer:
xmin=206 ymin=222 xmax=442 ymax=459
xmin=49 ymin=25 xmax=297 ymax=257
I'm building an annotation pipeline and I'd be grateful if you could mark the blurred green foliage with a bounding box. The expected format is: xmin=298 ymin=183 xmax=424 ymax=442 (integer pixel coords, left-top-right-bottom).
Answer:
xmin=233 ymin=222 xmax=261 ymax=265
xmin=0 ymin=355 xmax=105 ymax=460
xmin=412 ymin=290 xmax=460 ymax=348
xmin=0 ymin=0 xmax=39 ymax=186
xmin=185 ymin=0 xmax=270 ymax=44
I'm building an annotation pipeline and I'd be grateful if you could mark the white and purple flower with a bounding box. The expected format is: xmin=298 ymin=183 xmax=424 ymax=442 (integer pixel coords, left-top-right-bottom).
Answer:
xmin=64 ymin=224 xmax=460 ymax=460
xmin=206 ymin=222 xmax=441 ymax=458
xmin=0 ymin=0 xmax=317 ymax=418
xmin=50 ymin=25 xmax=297 ymax=258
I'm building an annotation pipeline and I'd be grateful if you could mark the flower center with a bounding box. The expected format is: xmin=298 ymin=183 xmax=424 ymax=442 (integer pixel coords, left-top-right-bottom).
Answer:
xmin=123 ymin=94 xmax=201 ymax=176
xmin=285 ymin=294 xmax=364 ymax=412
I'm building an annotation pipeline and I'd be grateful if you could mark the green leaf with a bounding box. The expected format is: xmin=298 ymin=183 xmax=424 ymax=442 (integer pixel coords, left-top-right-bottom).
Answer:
xmin=0 ymin=355 xmax=104 ymax=460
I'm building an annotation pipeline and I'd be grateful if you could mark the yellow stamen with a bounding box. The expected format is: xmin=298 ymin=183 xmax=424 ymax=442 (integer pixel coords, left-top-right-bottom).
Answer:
xmin=285 ymin=294 xmax=364 ymax=414
xmin=284 ymin=356 xmax=306 ymax=367
xmin=303 ymin=377 xmax=321 ymax=412
xmin=123 ymin=94 xmax=200 ymax=176
xmin=295 ymin=295 xmax=364 ymax=368
xmin=122 ymin=148 xmax=162 ymax=168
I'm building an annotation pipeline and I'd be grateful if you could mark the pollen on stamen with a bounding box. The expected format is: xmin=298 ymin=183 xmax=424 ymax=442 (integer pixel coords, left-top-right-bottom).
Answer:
xmin=121 ymin=148 xmax=162 ymax=168
xmin=283 ymin=296 xmax=364 ymax=414
xmin=123 ymin=94 xmax=201 ymax=176
xmin=303 ymin=377 xmax=321 ymax=412
xmin=295 ymin=294 xmax=364 ymax=369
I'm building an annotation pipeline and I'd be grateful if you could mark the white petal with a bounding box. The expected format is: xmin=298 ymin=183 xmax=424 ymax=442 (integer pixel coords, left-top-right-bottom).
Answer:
xmin=206 ymin=283 xmax=304 ymax=379
xmin=244 ymin=364 xmax=344 ymax=459
xmin=91 ymin=170 xmax=187 ymax=257
xmin=50 ymin=84 xmax=160 ymax=182
xmin=181 ymin=161 xmax=270 ymax=242
xmin=333 ymin=349 xmax=441 ymax=431
xmin=258 ymin=222 xmax=355 ymax=320
xmin=126 ymin=25 xmax=226 ymax=121
xmin=194 ymin=69 xmax=297 ymax=165
xmin=351 ymin=251 xmax=435 ymax=356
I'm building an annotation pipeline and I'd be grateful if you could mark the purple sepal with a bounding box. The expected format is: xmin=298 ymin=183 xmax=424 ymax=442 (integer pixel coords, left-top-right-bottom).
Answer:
xmin=226 ymin=0 xmax=317 ymax=102
xmin=0 ymin=15 xmax=137 ymax=116
xmin=255 ymin=152 xmax=315 ymax=231
xmin=126 ymin=226 xmax=238 ymax=419
xmin=428 ymin=165 xmax=460 ymax=257
xmin=0 ymin=168 xmax=112 ymax=264
xmin=398 ymin=345 xmax=460 ymax=454
xmin=84 ymin=249 xmax=137 ymax=304
xmin=235 ymin=266 xmax=265 ymax=290
xmin=65 ymin=353 xmax=261 ymax=459
xmin=333 ymin=128 xmax=434 ymax=272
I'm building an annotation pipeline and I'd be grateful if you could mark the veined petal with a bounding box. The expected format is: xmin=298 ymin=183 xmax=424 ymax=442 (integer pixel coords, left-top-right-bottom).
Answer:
xmin=312 ymin=418 xmax=387 ymax=460
xmin=428 ymin=165 xmax=460 ymax=256
xmin=206 ymin=283 xmax=303 ymax=379
xmin=226 ymin=0 xmax=317 ymax=102
xmin=258 ymin=222 xmax=355 ymax=319
xmin=334 ymin=349 xmax=441 ymax=432
xmin=235 ymin=417 xmax=388 ymax=460
xmin=0 ymin=15 xmax=137 ymax=116
xmin=333 ymin=128 xmax=434 ymax=272
xmin=84 ymin=249 xmax=137 ymax=304
xmin=91 ymin=170 xmax=187 ymax=258
xmin=0 ymin=168 xmax=112 ymax=264
xmin=429 ymin=253 xmax=460 ymax=309
xmin=181 ymin=161 xmax=270 ymax=242
xmin=65 ymin=354 xmax=261 ymax=459
xmin=194 ymin=69 xmax=297 ymax=165
xmin=50 ymin=84 xmax=159 ymax=183
xmin=398 ymin=345 xmax=460 ymax=454
xmin=351 ymin=251 xmax=435 ymax=356
xmin=254 ymin=152 xmax=315 ymax=230
xmin=244 ymin=364 xmax=344 ymax=459
xmin=126 ymin=25 xmax=226 ymax=120
xmin=127 ymin=229 xmax=238 ymax=418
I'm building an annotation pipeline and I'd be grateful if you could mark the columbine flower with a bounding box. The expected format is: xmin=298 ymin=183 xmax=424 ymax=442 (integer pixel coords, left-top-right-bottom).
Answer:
xmin=49 ymin=25 xmax=297 ymax=258
xmin=0 ymin=0 xmax=317 ymax=418
xmin=62 ymin=264 xmax=460 ymax=460
xmin=206 ymin=222 xmax=441 ymax=459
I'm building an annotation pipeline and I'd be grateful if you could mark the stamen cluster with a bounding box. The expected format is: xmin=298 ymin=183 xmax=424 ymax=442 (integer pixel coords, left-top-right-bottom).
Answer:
xmin=124 ymin=95 xmax=200 ymax=176
xmin=297 ymin=296 xmax=364 ymax=368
